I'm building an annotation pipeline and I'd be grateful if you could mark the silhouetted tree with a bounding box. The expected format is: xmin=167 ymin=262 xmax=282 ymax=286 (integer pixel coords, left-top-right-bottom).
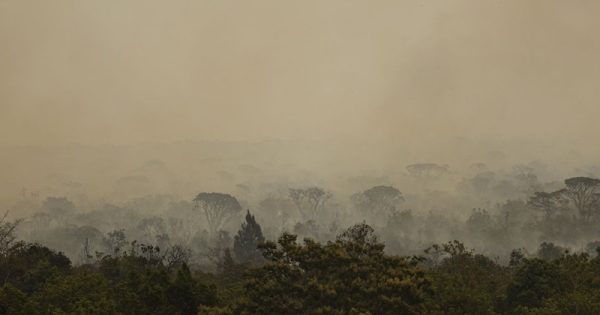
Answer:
xmin=167 ymin=263 xmax=217 ymax=315
xmin=537 ymin=242 xmax=567 ymax=261
xmin=193 ymin=193 xmax=242 ymax=234
xmin=288 ymin=187 xmax=331 ymax=220
xmin=351 ymin=185 xmax=404 ymax=217
xmin=164 ymin=245 xmax=192 ymax=269
xmin=528 ymin=191 xmax=568 ymax=219
xmin=233 ymin=210 xmax=265 ymax=265
xmin=0 ymin=212 xmax=21 ymax=256
xmin=218 ymin=248 xmax=237 ymax=274
xmin=102 ymin=229 xmax=127 ymax=257
xmin=137 ymin=217 xmax=167 ymax=242
xmin=562 ymin=177 xmax=600 ymax=220
xmin=466 ymin=208 xmax=493 ymax=234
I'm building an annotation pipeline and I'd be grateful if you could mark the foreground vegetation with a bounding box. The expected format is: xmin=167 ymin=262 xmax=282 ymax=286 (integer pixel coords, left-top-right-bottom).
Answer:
xmin=3 ymin=214 xmax=600 ymax=315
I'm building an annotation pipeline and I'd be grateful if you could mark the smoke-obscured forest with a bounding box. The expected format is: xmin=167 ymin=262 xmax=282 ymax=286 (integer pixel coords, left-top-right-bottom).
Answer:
xmin=3 ymin=140 xmax=600 ymax=265
xmin=4 ymin=1 xmax=600 ymax=314
xmin=4 ymin=140 xmax=600 ymax=314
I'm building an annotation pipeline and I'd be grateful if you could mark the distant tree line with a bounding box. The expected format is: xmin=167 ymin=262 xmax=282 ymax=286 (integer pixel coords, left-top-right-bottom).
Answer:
xmin=7 ymin=172 xmax=600 ymax=314
xmin=4 ymin=209 xmax=600 ymax=314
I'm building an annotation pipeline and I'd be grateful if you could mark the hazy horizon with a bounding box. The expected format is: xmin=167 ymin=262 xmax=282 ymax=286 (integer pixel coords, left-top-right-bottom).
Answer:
xmin=2 ymin=1 xmax=600 ymax=150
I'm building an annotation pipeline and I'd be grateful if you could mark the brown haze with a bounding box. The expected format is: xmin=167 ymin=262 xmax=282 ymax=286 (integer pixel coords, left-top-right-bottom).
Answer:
xmin=4 ymin=1 xmax=600 ymax=267
xmin=1 ymin=0 xmax=599 ymax=146
xmin=1 ymin=1 xmax=600 ymax=205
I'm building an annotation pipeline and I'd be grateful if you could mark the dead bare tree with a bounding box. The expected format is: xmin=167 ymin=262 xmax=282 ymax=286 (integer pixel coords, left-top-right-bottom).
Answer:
xmin=165 ymin=244 xmax=192 ymax=269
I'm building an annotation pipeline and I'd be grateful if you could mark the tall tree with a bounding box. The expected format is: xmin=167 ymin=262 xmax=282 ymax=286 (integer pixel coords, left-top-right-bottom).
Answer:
xmin=193 ymin=193 xmax=242 ymax=234
xmin=167 ymin=263 xmax=217 ymax=315
xmin=288 ymin=187 xmax=331 ymax=220
xmin=233 ymin=210 xmax=265 ymax=265
xmin=351 ymin=185 xmax=404 ymax=217
xmin=527 ymin=191 xmax=569 ymax=219
xmin=0 ymin=211 xmax=21 ymax=256
xmin=561 ymin=177 xmax=600 ymax=220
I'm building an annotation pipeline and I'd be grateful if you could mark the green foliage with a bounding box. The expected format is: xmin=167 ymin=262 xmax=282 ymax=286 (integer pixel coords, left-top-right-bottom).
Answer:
xmin=237 ymin=223 xmax=430 ymax=314
xmin=97 ymin=254 xmax=217 ymax=315
xmin=0 ymin=283 xmax=31 ymax=315
xmin=507 ymin=258 xmax=563 ymax=310
xmin=0 ymin=239 xmax=219 ymax=315
xmin=233 ymin=210 xmax=265 ymax=265
xmin=7 ymin=219 xmax=600 ymax=315
xmin=424 ymin=241 xmax=511 ymax=315
xmin=506 ymin=253 xmax=600 ymax=314
xmin=30 ymin=268 xmax=118 ymax=315
xmin=0 ymin=243 xmax=71 ymax=294
xmin=167 ymin=264 xmax=217 ymax=315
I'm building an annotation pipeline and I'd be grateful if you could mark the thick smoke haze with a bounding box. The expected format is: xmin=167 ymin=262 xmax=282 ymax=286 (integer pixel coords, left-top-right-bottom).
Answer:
xmin=1 ymin=0 xmax=599 ymax=148
xmin=2 ymin=0 xmax=600 ymax=266
xmin=4 ymin=3 xmax=600 ymax=313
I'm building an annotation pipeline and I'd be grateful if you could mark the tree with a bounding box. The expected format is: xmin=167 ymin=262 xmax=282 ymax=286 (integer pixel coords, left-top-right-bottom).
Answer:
xmin=424 ymin=241 xmax=511 ymax=314
xmin=351 ymin=185 xmax=404 ymax=217
xmin=30 ymin=269 xmax=118 ymax=315
xmin=507 ymin=258 xmax=563 ymax=311
xmin=193 ymin=193 xmax=242 ymax=234
xmin=288 ymin=187 xmax=331 ymax=220
xmin=406 ymin=163 xmax=449 ymax=180
xmin=0 ymin=243 xmax=71 ymax=295
xmin=238 ymin=223 xmax=430 ymax=314
xmin=198 ymin=230 xmax=233 ymax=266
xmin=167 ymin=263 xmax=217 ymax=315
xmin=0 ymin=211 xmax=21 ymax=256
xmin=102 ymin=229 xmax=127 ymax=257
xmin=97 ymin=251 xmax=217 ymax=314
xmin=527 ymin=191 xmax=568 ymax=219
xmin=513 ymin=164 xmax=541 ymax=194
xmin=218 ymin=248 xmax=236 ymax=274
xmin=0 ymin=283 xmax=32 ymax=314
xmin=537 ymin=242 xmax=567 ymax=261
xmin=562 ymin=177 xmax=600 ymax=220
xmin=137 ymin=217 xmax=167 ymax=242
xmin=164 ymin=245 xmax=192 ymax=269
xmin=233 ymin=210 xmax=265 ymax=265
xmin=465 ymin=208 xmax=493 ymax=234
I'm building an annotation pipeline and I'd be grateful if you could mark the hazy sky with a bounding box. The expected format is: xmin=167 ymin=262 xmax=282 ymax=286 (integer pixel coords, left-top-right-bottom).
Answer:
xmin=1 ymin=0 xmax=599 ymax=146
